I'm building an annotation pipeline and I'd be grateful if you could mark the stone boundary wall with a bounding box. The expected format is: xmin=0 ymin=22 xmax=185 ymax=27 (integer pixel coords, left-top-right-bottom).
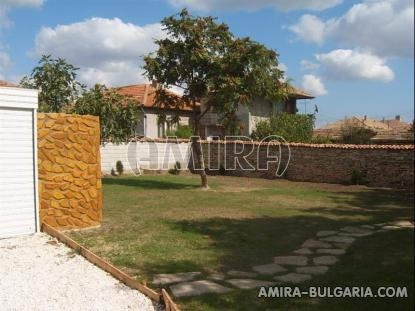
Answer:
xmin=197 ymin=141 xmax=414 ymax=190
xmin=38 ymin=113 xmax=102 ymax=229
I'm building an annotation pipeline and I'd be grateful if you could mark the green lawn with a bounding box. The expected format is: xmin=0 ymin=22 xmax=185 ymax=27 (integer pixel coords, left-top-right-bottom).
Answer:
xmin=70 ymin=175 xmax=414 ymax=310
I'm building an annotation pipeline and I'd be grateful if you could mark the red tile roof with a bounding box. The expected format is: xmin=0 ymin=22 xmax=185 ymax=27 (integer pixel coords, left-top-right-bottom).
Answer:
xmin=288 ymin=86 xmax=315 ymax=99
xmin=0 ymin=80 xmax=18 ymax=88
xmin=114 ymin=84 xmax=199 ymax=112
xmin=115 ymin=83 xmax=314 ymax=112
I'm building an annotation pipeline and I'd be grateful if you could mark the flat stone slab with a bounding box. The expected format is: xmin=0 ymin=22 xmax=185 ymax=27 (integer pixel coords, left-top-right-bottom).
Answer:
xmin=274 ymin=256 xmax=308 ymax=266
xmin=302 ymin=239 xmax=332 ymax=248
xmin=320 ymin=235 xmax=355 ymax=244
xmin=361 ymin=225 xmax=375 ymax=230
xmin=338 ymin=232 xmax=372 ymax=238
xmin=313 ymin=256 xmax=338 ymax=265
xmin=274 ymin=273 xmax=312 ymax=284
xmin=393 ymin=220 xmax=414 ymax=228
xmin=152 ymin=272 xmax=201 ymax=285
xmin=316 ymin=230 xmax=338 ymax=237
xmin=227 ymin=270 xmax=257 ymax=278
xmin=296 ymin=266 xmax=329 ymax=275
xmin=293 ymin=248 xmax=313 ymax=255
xmin=226 ymin=279 xmax=274 ymax=290
xmin=340 ymin=226 xmax=373 ymax=234
xmin=333 ymin=242 xmax=351 ymax=249
xmin=316 ymin=248 xmax=346 ymax=255
xmin=170 ymin=280 xmax=232 ymax=297
xmin=207 ymin=273 xmax=226 ymax=281
xmin=252 ymin=263 xmax=287 ymax=275
xmin=381 ymin=225 xmax=401 ymax=230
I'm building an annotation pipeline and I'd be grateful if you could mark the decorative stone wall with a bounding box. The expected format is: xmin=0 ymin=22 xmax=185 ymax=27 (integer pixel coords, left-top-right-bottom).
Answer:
xmin=197 ymin=141 xmax=414 ymax=190
xmin=38 ymin=113 xmax=102 ymax=229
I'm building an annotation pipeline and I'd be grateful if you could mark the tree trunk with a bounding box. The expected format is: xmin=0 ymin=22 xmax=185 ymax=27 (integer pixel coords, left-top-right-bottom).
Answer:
xmin=191 ymin=105 xmax=209 ymax=189
xmin=191 ymin=135 xmax=209 ymax=189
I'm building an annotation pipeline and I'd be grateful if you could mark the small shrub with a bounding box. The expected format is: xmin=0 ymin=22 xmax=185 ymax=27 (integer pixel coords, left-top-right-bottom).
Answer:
xmin=311 ymin=135 xmax=332 ymax=144
xmin=166 ymin=125 xmax=193 ymax=139
xmin=251 ymin=112 xmax=315 ymax=142
xmin=116 ymin=160 xmax=124 ymax=176
xmin=350 ymin=169 xmax=367 ymax=185
xmin=340 ymin=124 xmax=376 ymax=144
xmin=110 ymin=168 xmax=116 ymax=176
xmin=168 ymin=161 xmax=182 ymax=175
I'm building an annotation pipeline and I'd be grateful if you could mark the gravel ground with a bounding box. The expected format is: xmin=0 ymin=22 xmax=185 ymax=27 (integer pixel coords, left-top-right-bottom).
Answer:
xmin=0 ymin=233 xmax=163 ymax=311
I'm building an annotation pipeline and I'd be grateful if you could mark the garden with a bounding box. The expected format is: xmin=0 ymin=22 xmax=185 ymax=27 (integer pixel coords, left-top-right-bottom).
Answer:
xmin=70 ymin=175 xmax=414 ymax=310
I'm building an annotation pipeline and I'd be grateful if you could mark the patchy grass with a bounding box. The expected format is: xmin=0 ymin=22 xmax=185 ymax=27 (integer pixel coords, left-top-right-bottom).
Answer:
xmin=70 ymin=175 xmax=414 ymax=310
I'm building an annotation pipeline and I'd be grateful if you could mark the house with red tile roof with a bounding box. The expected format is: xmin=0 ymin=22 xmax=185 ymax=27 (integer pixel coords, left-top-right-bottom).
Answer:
xmin=199 ymin=86 xmax=314 ymax=137
xmin=115 ymin=83 xmax=314 ymax=138
xmin=115 ymin=83 xmax=198 ymax=138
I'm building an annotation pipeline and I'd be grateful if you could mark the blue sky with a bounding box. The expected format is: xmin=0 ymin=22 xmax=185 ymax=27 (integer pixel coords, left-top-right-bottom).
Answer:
xmin=0 ymin=0 xmax=413 ymax=127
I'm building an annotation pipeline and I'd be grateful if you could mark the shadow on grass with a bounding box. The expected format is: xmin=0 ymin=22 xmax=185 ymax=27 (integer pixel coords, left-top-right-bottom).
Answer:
xmin=143 ymin=186 xmax=413 ymax=275
xmin=103 ymin=176 xmax=200 ymax=190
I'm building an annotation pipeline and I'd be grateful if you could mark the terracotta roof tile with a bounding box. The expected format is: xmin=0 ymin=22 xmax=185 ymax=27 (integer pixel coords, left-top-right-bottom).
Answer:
xmin=114 ymin=84 xmax=199 ymax=112
xmin=0 ymin=80 xmax=18 ymax=87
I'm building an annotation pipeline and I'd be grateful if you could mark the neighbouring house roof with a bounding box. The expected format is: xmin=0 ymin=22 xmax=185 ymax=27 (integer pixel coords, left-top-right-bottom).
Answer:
xmin=0 ymin=80 xmax=18 ymax=88
xmin=314 ymin=116 xmax=414 ymax=144
xmin=115 ymin=83 xmax=314 ymax=113
xmin=114 ymin=84 xmax=199 ymax=112
xmin=288 ymin=86 xmax=315 ymax=100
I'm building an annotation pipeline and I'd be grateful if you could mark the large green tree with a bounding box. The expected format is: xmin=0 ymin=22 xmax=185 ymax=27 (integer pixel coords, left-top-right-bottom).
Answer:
xmin=72 ymin=84 xmax=140 ymax=143
xmin=20 ymin=55 xmax=83 ymax=112
xmin=144 ymin=9 xmax=289 ymax=188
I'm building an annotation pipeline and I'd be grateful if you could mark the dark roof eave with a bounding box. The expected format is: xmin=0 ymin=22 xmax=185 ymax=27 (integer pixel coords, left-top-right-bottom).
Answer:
xmin=289 ymin=94 xmax=315 ymax=100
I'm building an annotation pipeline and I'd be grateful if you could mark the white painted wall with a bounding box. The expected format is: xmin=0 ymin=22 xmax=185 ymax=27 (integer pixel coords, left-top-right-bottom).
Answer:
xmin=101 ymin=141 xmax=192 ymax=174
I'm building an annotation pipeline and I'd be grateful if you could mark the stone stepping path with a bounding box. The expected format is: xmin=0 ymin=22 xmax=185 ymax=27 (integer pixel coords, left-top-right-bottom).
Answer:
xmin=226 ymin=279 xmax=275 ymax=289
xmin=313 ymin=256 xmax=338 ymax=265
xmin=152 ymin=272 xmax=201 ymax=285
xmin=227 ymin=270 xmax=257 ymax=278
xmin=252 ymin=263 xmax=287 ymax=275
xmin=151 ymin=219 xmax=413 ymax=298
xmin=170 ymin=280 xmax=231 ymax=297
xmin=274 ymin=273 xmax=311 ymax=283
xmin=273 ymin=256 xmax=308 ymax=266
xmin=296 ymin=266 xmax=329 ymax=275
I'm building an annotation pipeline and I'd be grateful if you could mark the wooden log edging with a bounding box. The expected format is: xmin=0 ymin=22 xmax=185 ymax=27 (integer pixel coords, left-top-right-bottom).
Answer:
xmin=162 ymin=289 xmax=180 ymax=311
xmin=41 ymin=223 xmax=180 ymax=310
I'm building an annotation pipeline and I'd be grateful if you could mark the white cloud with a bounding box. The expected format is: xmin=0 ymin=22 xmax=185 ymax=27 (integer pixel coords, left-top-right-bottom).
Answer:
xmin=0 ymin=51 xmax=12 ymax=79
xmin=278 ymin=62 xmax=288 ymax=72
xmin=288 ymin=14 xmax=326 ymax=44
xmin=0 ymin=1 xmax=44 ymax=80
xmin=289 ymin=0 xmax=414 ymax=58
xmin=301 ymin=74 xmax=327 ymax=96
xmin=169 ymin=0 xmax=342 ymax=11
xmin=316 ymin=49 xmax=394 ymax=82
xmin=0 ymin=0 xmax=44 ymax=27
xmin=34 ymin=17 xmax=164 ymax=86
xmin=300 ymin=59 xmax=320 ymax=71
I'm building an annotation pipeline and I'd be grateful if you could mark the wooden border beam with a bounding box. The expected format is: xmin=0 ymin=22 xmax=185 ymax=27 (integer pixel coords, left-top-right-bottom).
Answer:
xmin=41 ymin=222 xmax=181 ymax=309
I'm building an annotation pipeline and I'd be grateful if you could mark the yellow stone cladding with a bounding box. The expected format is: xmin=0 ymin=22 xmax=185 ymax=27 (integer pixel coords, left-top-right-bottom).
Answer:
xmin=37 ymin=113 xmax=102 ymax=229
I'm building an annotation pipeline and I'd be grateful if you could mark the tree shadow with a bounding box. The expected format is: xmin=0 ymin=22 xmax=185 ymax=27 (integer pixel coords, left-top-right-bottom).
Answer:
xmin=103 ymin=176 xmax=200 ymax=190
xmin=321 ymin=187 xmax=414 ymax=220
xmin=143 ymin=186 xmax=413 ymax=276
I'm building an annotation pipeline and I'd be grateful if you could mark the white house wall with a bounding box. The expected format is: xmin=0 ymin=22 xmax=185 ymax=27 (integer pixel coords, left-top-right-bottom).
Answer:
xmin=140 ymin=111 xmax=191 ymax=138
